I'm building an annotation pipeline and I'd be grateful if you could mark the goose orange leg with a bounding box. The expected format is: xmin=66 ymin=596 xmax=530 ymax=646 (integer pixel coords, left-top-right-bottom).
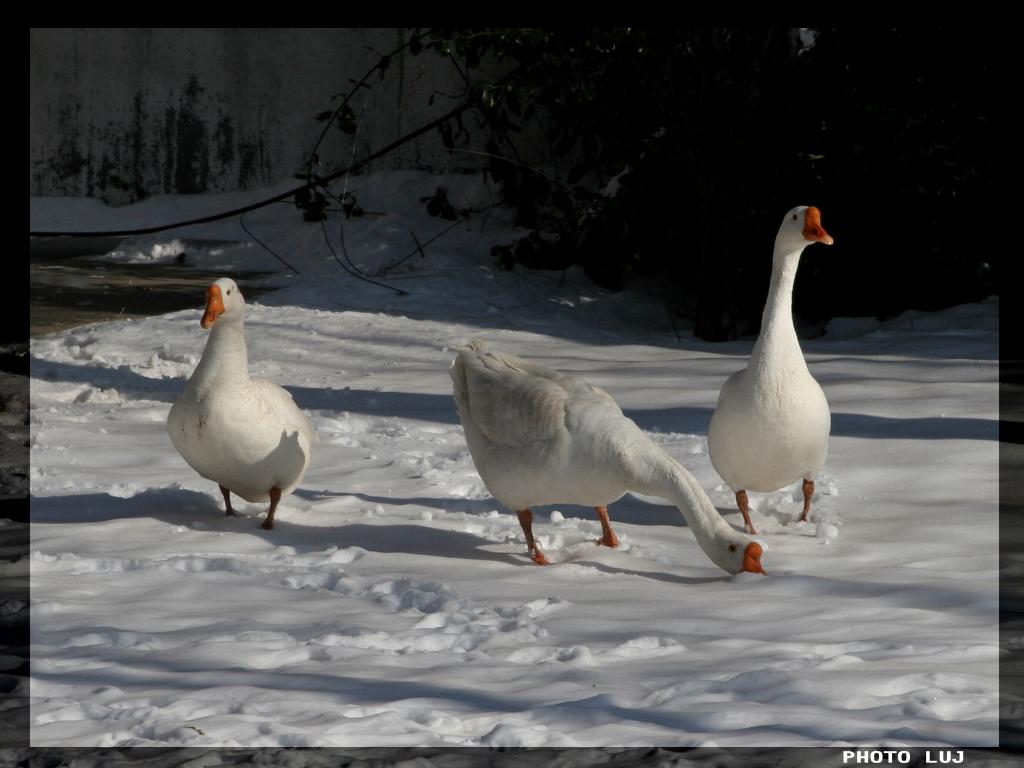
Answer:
xmin=736 ymin=490 xmax=757 ymax=535
xmin=595 ymin=506 xmax=619 ymax=548
xmin=219 ymin=485 xmax=237 ymax=517
xmin=261 ymin=487 xmax=282 ymax=530
xmin=517 ymin=508 xmax=550 ymax=565
xmin=800 ymin=479 xmax=814 ymax=522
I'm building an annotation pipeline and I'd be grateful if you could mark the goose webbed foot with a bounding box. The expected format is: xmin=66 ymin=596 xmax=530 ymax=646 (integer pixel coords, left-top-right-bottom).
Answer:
xmin=516 ymin=508 xmax=550 ymax=565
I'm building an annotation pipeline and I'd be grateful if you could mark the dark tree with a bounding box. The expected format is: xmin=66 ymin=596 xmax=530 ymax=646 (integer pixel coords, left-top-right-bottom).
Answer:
xmin=420 ymin=28 xmax=997 ymax=340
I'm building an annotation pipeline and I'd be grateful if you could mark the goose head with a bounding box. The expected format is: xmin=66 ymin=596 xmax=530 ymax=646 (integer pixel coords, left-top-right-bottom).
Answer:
xmin=709 ymin=536 xmax=767 ymax=575
xmin=777 ymin=205 xmax=834 ymax=252
xmin=200 ymin=277 xmax=245 ymax=330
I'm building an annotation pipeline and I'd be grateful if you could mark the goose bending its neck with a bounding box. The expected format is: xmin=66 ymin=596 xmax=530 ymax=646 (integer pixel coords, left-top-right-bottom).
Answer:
xmin=451 ymin=341 xmax=765 ymax=575
xmin=708 ymin=206 xmax=834 ymax=534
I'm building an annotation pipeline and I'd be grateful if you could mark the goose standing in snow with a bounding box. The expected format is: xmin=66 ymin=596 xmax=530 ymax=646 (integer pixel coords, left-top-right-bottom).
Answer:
xmin=451 ymin=341 xmax=765 ymax=575
xmin=707 ymin=206 xmax=834 ymax=534
xmin=167 ymin=278 xmax=316 ymax=530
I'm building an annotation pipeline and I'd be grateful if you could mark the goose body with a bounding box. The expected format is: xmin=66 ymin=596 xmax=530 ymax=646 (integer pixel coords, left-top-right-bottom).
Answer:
xmin=707 ymin=205 xmax=834 ymax=533
xmin=451 ymin=340 xmax=764 ymax=575
xmin=167 ymin=278 xmax=316 ymax=529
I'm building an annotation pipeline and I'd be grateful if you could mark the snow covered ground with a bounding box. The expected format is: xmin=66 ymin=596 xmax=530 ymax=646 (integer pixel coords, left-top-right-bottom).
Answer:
xmin=28 ymin=171 xmax=999 ymax=748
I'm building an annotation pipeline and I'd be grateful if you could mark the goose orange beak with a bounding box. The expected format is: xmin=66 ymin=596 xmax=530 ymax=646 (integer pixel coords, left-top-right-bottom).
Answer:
xmin=201 ymin=284 xmax=225 ymax=329
xmin=743 ymin=541 xmax=766 ymax=574
xmin=803 ymin=206 xmax=834 ymax=245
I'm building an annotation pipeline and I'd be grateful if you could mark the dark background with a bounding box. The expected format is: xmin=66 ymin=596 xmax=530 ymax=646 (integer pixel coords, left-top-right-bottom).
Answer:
xmin=422 ymin=27 xmax=997 ymax=340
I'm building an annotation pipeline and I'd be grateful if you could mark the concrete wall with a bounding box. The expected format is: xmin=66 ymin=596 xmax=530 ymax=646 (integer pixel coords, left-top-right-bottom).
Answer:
xmin=30 ymin=28 xmax=487 ymax=203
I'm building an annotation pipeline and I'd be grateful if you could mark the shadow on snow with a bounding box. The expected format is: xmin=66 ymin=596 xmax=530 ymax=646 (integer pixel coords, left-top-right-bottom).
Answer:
xmin=30 ymin=355 xmax=996 ymax=442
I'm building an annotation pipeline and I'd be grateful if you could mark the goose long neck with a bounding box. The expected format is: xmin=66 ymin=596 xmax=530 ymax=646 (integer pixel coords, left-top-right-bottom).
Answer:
xmin=190 ymin=319 xmax=249 ymax=395
xmin=751 ymin=240 xmax=805 ymax=371
xmin=631 ymin=445 xmax=737 ymax=552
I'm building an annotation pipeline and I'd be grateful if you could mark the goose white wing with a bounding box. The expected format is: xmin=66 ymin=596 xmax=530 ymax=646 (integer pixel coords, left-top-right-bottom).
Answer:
xmin=452 ymin=342 xmax=573 ymax=449
xmin=252 ymin=378 xmax=318 ymax=446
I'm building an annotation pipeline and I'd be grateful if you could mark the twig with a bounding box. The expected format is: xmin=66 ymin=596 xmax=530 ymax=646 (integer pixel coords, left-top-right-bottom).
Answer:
xmin=323 ymin=91 xmax=373 ymax=281
xmin=336 ymin=214 xmax=362 ymax=278
xmin=379 ymin=219 xmax=464 ymax=276
xmin=447 ymin=55 xmax=472 ymax=89
xmin=305 ymin=33 xmax=423 ymax=187
xmin=319 ymin=219 xmax=407 ymax=296
xmin=240 ymin=212 xmax=300 ymax=274
xmin=410 ymin=230 xmax=427 ymax=260
xmin=338 ymin=92 xmax=371 ymax=209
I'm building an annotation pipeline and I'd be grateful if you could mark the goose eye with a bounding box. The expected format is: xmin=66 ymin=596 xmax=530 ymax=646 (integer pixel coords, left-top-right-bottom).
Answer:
xmin=227 ymin=289 xmax=232 ymax=295
xmin=791 ymin=214 xmax=798 ymax=221
xmin=728 ymin=543 xmax=738 ymax=552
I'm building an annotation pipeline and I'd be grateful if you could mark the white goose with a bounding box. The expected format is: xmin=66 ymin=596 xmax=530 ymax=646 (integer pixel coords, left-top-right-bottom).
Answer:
xmin=167 ymin=278 xmax=316 ymax=529
xmin=707 ymin=205 xmax=834 ymax=534
xmin=451 ymin=341 xmax=765 ymax=575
